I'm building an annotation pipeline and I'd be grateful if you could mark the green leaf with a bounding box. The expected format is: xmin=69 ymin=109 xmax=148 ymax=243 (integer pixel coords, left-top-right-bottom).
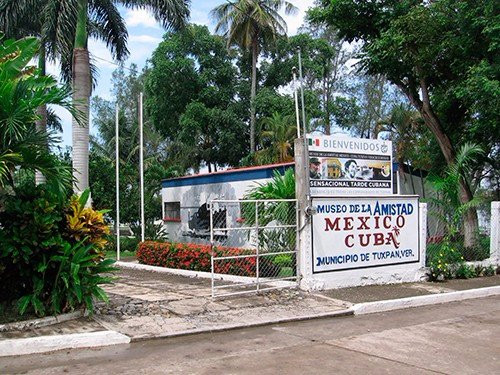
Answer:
xmin=74 ymin=284 xmax=83 ymax=303
xmin=78 ymin=189 xmax=91 ymax=208
xmin=93 ymin=286 xmax=109 ymax=303
xmin=17 ymin=295 xmax=31 ymax=315
xmin=32 ymin=297 xmax=45 ymax=316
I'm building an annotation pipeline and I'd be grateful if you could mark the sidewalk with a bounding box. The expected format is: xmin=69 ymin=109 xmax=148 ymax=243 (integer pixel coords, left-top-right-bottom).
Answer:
xmin=1 ymin=266 xmax=498 ymax=357
xmin=92 ymin=268 xmax=350 ymax=340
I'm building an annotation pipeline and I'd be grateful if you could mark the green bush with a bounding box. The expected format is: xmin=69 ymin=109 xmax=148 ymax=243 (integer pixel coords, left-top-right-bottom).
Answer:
xmin=455 ymin=263 xmax=476 ymax=279
xmin=131 ymin=221 xmax=169 ymax=242
xmin=484 ymin=265 xmax=496 ymax=276
xmin=0 ymin=184 xmax=115 ymax=317
xmin=427 ymin=234 xmax=490 ymax=267
xmin=427 ymin=241 xmax=464 ymax=281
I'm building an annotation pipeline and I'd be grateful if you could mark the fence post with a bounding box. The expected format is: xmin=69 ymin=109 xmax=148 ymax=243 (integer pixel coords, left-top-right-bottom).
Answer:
xmin=419 ymin=202 xmax=428 ymax=268
xmin=490 ymin=202 xmax=500 ymax=265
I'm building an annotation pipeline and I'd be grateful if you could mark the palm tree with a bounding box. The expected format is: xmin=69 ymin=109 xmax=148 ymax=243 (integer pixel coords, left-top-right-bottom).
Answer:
xmin=69 ymin=0 xmax=190 ymax=193
xmin=211 ymin=0 xmax=297 ymax=153
xmin=256 ymin=112 xmax=296 ymax=164
xmin=1 ymin=0 xmax=190 ymax=193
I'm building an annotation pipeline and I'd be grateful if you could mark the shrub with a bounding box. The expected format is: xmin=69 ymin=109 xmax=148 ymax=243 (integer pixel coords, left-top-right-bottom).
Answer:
xmin=131 ymin=221 xmax=169 ymax=242
xmin=427 ymin=241 xmax=464 ymax=281
xmin=137 ymin=241 xmax=283 ymax=277
xmin=18 ymin=241 xmax=116 ymax=316
xmin=0 ymin=184 xmax=115 ymax=317
xmin=484 ymin=265 xmax=496 ymax=276
xmin=455 ymin=263 xmax=476 ymax=279
xmin=0 ymin=184 xmax=65 ymax=302
xmin=65 ymin=190 xmax=110 ymax=258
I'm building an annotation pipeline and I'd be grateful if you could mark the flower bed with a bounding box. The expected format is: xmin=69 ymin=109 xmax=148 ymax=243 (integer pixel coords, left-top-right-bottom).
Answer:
xmin=137 ymin=241 xmax=259 ymax=277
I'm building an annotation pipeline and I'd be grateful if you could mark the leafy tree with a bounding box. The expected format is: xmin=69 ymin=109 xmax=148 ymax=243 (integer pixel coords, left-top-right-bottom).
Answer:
xmin=311 ymin=0 xmax=499 ymax=247
xmin=263 ymin=32 xmax=355 ymax=134
xmin=211 ymin=0 xmax=298 ymax=153
xmin=427 ymin=143 xmax=487 ymax=260
xmin=376 ymin=103 xmax=434 ymax=171
xmin=146 ymin=24 xmax=247 ymax=171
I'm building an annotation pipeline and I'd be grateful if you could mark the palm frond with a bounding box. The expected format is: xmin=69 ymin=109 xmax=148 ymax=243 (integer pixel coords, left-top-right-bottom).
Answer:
xmin=120 ymin=0 xmax=190 ymax=30
xmin=89 ymin=0 xmax=129 ymax=61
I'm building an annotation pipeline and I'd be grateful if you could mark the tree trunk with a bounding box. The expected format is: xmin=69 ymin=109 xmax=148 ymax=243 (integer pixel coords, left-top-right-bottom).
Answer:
xmin=404 ymin=75 xmax=479 ymax=247
xmin=250 ymin=38 xmax=258 ymax=153
xmin=72 ymin=0 xmax=90 ymax=193
xmin=35 ymin=49 xmax=47 ymax=185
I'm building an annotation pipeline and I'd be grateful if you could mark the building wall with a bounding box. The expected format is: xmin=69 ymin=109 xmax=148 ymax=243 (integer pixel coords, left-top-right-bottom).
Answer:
xmin=161 ymin=164 xmax=293 ymax=244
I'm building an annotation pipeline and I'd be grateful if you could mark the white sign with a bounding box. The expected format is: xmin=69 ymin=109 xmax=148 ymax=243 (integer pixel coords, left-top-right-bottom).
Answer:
xmin=312 ymin=196 xmax=419 ymax=273
xmin=308 ymin=135 xmax=393 ymax=196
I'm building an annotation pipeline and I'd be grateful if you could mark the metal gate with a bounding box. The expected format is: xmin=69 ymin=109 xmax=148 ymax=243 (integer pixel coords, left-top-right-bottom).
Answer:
xmin=209 ymin=199 xmax=298 ymax=298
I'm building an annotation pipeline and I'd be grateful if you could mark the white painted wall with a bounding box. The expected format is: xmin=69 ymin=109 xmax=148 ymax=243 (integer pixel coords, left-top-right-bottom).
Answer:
xmin=161 ymin=177 xmax=275 ymax=244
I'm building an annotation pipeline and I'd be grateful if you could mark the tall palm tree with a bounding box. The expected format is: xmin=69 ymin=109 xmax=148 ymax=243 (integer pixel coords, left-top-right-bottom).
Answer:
xmin=211 ymin=0 xmax=297 ymax=153
xmin=2 ymin=0 xmax=190 ymax=193
xmin=69 ymin=0 xmax=190 ymax=193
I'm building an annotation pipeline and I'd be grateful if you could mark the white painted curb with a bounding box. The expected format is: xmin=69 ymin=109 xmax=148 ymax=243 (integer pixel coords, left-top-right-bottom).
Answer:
xmin=115 ymin=261 xmax=295 ymax=287
xmin=0 ymin=330 xmax=130 ymax=357
xmin=353 ymin=285 xmax=500 ymax=315
xmin=0 ymin=310 xmax=83 ymax=332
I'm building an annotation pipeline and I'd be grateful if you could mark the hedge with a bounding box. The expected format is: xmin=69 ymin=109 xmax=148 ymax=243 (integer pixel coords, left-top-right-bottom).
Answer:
xmin=137 ymin=241 xmax=267 ymax=277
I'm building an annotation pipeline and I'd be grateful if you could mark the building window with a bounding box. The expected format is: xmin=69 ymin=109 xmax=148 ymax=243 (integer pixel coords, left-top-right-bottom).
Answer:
xmin=164 ymin=202 xmax=181 ymax=222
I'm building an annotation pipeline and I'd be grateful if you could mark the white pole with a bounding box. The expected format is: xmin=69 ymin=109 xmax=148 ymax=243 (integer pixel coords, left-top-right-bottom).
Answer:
xmin=139 ymin=92 xmax=145 ymax=242
xmin=115 ymin=105 xmax=120 ymax=261
xmin=292 ymin=67 xmax=301 ymax=138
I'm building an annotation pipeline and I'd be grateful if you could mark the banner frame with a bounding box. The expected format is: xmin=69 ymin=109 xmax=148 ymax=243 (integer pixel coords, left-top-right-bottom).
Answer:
xmin=310 ymin=195 xmax=420 ymax=274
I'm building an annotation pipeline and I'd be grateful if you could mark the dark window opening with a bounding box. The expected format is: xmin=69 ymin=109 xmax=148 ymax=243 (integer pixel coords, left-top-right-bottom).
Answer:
xmin=164 ymin=202 xmax=181 ymax=222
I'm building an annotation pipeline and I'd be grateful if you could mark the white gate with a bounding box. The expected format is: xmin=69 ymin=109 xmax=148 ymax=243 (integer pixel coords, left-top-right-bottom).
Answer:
xmin=209 ymin=199 xmax=299 ymax=298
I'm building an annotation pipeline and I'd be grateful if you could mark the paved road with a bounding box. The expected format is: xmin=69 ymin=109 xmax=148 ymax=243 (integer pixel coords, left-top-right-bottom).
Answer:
xmin=1 ymin=296 xmax=499 ymax=374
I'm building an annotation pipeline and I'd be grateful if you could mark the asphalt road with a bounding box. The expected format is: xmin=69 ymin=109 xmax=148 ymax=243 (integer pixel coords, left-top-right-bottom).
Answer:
xmin=1 ymin=296 xmax=499 ymax=374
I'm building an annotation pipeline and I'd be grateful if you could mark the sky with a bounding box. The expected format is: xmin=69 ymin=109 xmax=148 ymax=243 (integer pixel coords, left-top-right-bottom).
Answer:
xmin=47 ymin=0 xmax=316 ymax=149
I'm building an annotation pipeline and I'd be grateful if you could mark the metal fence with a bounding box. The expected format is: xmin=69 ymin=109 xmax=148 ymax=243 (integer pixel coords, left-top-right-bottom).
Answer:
xmin=209 ymin=199 xmax=298 ymax=298
xmin=425 ymin=201 xmax=493 ymax=265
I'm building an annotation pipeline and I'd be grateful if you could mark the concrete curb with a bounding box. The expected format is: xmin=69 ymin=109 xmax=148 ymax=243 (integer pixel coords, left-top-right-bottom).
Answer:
xmin=352 ymin=285 xmax=500 ymax=315
xmin=0 ymin=330 xmax=130 ymax=357
xmin=0 ymin=310 xmax=83 ymax=333
xmin=129 ymin=308 xmax=355 ymax=342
